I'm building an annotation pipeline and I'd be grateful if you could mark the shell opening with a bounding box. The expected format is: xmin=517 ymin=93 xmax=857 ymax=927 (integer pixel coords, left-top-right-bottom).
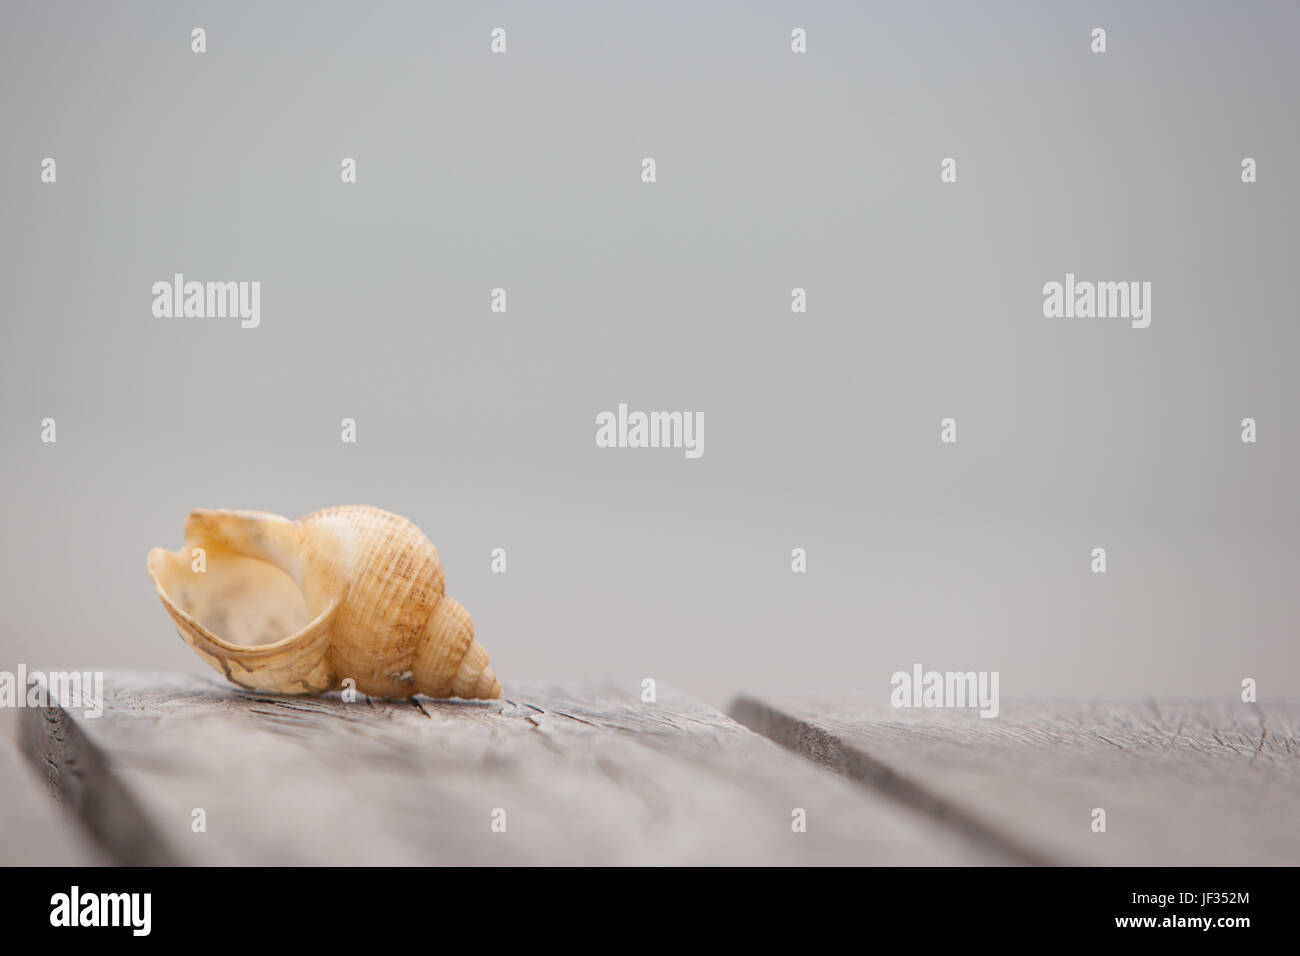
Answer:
xmin=148 ymin=546 xmax=313 ymax=648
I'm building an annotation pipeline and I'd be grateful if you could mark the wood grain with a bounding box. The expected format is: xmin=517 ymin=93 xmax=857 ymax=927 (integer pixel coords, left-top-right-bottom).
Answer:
xmin=19 ymin=671 xmax=998 ymax=865
xmin=0 ymin=734 xmax=104 ymax=865
xmin=730 ymin=696 xmax=1300 ymax=865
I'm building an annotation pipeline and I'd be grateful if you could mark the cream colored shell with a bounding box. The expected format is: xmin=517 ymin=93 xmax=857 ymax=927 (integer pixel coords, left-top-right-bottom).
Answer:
xmin=146 ymin=505 xmax=500 ymax=700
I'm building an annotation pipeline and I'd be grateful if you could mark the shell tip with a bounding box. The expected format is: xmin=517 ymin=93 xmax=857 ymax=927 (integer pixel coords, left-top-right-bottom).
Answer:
xmin=478 ymin=666 xmax=502 ymax=700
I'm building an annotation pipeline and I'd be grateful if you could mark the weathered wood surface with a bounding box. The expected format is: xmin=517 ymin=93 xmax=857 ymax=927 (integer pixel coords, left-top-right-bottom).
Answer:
xmin=19 ymin=671 xmax=997 ymax=865
xmin=0 ymin=735 xmax=104 ymax=865
xmin=730 ymin=696 xmax=1300 ymax=866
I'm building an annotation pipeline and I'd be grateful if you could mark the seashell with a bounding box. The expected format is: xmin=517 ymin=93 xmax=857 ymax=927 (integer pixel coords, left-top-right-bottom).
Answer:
xmin=146 ymin=505 xmax=500 ymax=700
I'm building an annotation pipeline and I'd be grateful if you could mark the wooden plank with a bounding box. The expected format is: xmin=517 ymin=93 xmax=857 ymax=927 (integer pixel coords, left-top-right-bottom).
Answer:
xmin=730 ymin=696 xmax=1300 ymax=866
xmin=19 ymin=670 xmax=1001 ymax=865
xmin=0 ymin=734 xmax=105 ymax=865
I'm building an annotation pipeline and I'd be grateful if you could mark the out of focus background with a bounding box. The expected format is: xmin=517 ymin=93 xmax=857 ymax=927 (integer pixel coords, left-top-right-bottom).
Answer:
xmin=2 ymin=0 xmax=1298 ymax=741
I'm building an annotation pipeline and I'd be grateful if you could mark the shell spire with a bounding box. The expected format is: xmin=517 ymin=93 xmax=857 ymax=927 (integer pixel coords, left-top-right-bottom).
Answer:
xmin=146 ymin=505 xmax=500 ymax=700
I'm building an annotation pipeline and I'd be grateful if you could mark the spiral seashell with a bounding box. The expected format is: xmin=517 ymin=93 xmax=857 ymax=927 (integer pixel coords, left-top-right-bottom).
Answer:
xmin=146 ymin=505 xmax=500 ymax=700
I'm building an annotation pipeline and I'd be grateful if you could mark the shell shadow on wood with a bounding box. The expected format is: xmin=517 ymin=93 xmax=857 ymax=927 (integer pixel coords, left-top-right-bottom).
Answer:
xmin=146 ymin=505 xmax=500 ymax=700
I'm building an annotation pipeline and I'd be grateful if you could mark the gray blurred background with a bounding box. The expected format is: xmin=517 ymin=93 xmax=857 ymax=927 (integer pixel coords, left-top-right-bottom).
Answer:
xmin=2 ymin=0 xmax=1298 ymax=738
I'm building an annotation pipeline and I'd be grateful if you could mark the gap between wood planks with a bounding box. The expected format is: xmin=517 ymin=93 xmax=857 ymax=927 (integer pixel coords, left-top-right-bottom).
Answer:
xmin=729 ymin=696 xmax=1055 ymax=865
